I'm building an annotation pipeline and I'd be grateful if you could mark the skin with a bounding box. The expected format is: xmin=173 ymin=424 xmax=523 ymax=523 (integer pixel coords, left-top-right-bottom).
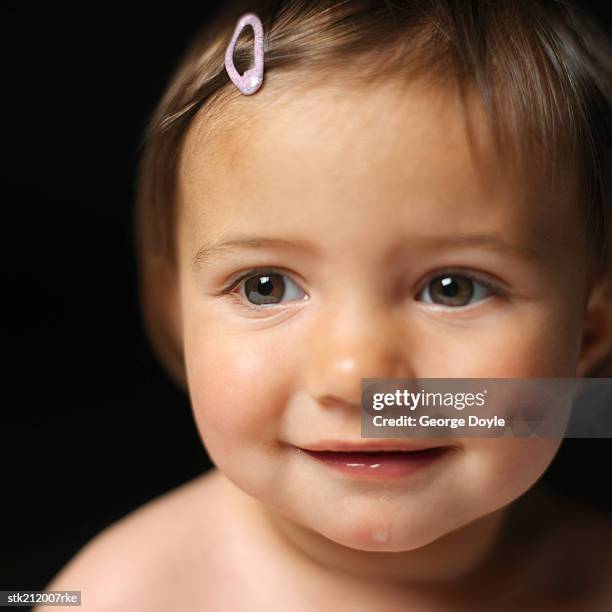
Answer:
xmin=41 ymin=76 xmax=612 ymax=611
xmin=170 ymin=76 xmax=611 ymax=601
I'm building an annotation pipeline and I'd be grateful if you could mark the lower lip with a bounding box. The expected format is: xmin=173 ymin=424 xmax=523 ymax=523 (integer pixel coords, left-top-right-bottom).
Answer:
xmin=298 ymin=447 xmax=454 ymax=479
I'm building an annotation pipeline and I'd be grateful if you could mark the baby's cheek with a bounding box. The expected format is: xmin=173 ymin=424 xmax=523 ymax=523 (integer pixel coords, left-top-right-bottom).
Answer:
xmin=184 ymin=322 xmax=298 ymax=447
xmin=463 ymin=438 xmax=561 ymax=504
xmin=448 ymin=306 xmax=578 ymax=378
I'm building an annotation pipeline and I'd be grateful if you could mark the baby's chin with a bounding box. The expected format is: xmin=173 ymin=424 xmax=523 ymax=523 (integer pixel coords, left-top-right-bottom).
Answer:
xmin=300 ymin=500 xmax=469 ymax=553
xmin=225 ymin=467 xmax=482 ymax=553
xmin=215 ymin=450 xmax=509 ymax=555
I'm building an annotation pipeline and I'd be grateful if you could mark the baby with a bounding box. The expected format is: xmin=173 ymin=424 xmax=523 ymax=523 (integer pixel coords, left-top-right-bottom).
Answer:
xmin=42 ymin=1 xmax=612 ymax=610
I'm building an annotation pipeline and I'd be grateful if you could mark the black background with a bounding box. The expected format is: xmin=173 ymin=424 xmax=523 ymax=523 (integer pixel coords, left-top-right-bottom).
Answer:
xmin=2 ymin=1 xmax=612 ymax=593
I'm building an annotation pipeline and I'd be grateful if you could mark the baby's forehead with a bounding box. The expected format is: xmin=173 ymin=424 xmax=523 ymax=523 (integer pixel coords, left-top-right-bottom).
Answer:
xmin=178 ymin=77 xmax=580 ymax=254
xmin=184 ymin=79 xmax=494 ymax=188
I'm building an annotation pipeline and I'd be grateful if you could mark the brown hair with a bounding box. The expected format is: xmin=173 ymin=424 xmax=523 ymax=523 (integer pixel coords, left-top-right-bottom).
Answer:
xmin=134 ymin=0 xmax=612 ymax=387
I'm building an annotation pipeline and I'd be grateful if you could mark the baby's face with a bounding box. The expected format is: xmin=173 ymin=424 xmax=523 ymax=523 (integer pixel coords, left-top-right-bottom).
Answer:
xmin=175 ymin=77 xmax=592 ymax=551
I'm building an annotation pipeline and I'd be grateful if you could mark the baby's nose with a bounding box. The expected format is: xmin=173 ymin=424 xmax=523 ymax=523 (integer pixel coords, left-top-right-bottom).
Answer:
xmin=303 ymin=304 xmax=412 ymax=409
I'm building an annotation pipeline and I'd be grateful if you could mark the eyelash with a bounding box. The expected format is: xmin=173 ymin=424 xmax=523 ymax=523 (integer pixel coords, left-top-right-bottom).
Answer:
xmin=219 ymin=267 xmax=505 ymax=310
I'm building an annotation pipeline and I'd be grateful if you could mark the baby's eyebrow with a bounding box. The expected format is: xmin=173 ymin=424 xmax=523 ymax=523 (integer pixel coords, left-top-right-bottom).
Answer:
xmin=193 ymin=236 xmax=319 ymax=267
xmin=193 ymin=232 xmax=545 ymax=268
xmin=415 ymin=233 xmax=545 ymax=263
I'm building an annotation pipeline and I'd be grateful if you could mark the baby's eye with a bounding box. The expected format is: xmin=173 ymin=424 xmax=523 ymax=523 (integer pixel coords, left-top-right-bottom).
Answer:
xmin=417 ymin=273 xmax=496 ymax=307
xmin=238 ymin=272 xmax=307 ymax=306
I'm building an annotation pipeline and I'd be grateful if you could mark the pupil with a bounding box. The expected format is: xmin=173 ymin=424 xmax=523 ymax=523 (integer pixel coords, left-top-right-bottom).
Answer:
xmin=441 ymin=277 xmax=459 ymax=297
xmin=258 ymin=276 xmax=273 ymax=296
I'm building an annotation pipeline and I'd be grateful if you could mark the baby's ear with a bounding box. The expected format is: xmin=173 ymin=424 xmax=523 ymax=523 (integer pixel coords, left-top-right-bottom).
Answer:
xmin=577 ymin=274 xmax=612 ymax=377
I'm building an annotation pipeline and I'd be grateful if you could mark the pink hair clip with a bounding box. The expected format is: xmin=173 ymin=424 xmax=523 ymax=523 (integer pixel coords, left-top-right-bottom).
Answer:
xmin=224 ymin=12 xmax=265 ymax=95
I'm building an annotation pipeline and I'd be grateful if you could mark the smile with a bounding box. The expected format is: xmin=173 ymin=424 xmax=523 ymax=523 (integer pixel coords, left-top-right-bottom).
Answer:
xmin=294 ymin=445 xmax=456 ymax=479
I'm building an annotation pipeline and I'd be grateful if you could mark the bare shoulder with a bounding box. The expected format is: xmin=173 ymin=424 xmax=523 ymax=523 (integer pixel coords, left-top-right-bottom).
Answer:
xmin=551 ymin=492 xmax=612 ymax=610
xmin=542 ymin=488 xmax=612 ymax=562
xmin=38 ymin=469 xmax=230 ymax=612
xmin=511 ymin=486 xmax=612 ymax=610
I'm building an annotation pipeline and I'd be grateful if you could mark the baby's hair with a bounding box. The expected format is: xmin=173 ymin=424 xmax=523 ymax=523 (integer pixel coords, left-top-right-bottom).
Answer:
xmin=134 ymin=0 xmax=612 ymax=386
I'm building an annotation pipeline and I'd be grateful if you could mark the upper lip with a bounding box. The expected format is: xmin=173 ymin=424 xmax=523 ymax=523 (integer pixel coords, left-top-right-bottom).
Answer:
xmin=294 ymin=440 xmax=454 ymax=453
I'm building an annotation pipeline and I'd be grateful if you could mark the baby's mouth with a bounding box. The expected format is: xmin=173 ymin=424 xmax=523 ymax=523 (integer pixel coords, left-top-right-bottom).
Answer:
xmin=294 ymin=444 xmax=456 ymax=479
